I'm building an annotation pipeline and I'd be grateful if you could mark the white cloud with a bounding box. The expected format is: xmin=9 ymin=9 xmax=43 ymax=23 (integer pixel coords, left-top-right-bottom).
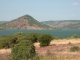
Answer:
xmin=71 ymin=14 xmax=74 ymax=16
xmin=71 ymin=2 xmax=79 ymax=6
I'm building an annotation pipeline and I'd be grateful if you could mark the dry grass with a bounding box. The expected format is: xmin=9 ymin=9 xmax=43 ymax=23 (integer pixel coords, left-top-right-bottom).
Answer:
xmin=0 ymin=38 xmax=80 ymax=60
xmin=0 ymin=38 xmax=79 ymax=54
xmin=50 ymin=38 xmax=80 ymax=45
xmin=34 ymin=38 xmax=80 ymax=47
xmin=0 ymin=49 xmax=11 ymax=60
xmin=0 ymin=49 xmax=11 ymax=55
xmin=35 ymin=38 xmax=80 ymax=60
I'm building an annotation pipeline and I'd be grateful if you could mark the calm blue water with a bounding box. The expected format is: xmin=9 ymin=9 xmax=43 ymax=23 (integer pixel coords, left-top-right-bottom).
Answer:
xmin=0 ymin=29 xmax=80 ymax=38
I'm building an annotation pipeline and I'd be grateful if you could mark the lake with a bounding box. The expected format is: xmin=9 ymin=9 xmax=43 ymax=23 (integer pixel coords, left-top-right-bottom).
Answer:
xmin=0 ymin=29 xmax=80 ymax=38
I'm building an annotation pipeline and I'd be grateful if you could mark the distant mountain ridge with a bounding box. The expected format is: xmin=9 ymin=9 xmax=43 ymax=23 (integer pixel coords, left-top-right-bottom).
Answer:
xmin=42 ymin=20 xmax=80 ymax=30
xmin=0 ymin=15 xmax=52 ymax=30
xmin=1 ymin=15 xmax=80 ymax=30
xmin=0 ymin=21 xmax=8 ymax=24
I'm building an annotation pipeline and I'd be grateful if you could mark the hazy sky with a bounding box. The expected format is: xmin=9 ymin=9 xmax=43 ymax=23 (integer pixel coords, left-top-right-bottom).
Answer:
xmin=0 ymin=0 xmax=80 ymax=21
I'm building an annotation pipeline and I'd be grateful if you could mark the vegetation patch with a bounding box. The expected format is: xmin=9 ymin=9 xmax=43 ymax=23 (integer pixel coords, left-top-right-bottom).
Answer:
xmin=11 ymin=40 xmax=36 ymax=60
xmin=38 ymin=34 xmax=53 ymax=47
xmin=70 ymin=46 xmax=80 ymax=52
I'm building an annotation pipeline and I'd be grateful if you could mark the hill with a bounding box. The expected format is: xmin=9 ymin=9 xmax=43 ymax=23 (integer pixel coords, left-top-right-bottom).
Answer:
xmin=0 ymin=21 xmax=8 ymax=24
xmin=0 ymin=15 xmax=51 ymax=30
xmin=42 ymin=20 xmax=80 ymax=30
xmin=0 ymin=21 xmax=8 ymax=30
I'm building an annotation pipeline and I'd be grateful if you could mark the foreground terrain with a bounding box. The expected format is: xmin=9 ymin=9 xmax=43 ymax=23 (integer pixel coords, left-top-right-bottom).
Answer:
xmin=0 ymin=39 xmax=80 ymax=60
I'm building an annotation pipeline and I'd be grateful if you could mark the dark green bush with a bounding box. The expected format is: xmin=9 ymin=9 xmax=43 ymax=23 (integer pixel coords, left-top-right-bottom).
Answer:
xmin=38 ymin=34 xmax=53 ymax=47
xmin=16 ymin=35 xmax=27 ymax=43
xmin=70 ymin=46 xmax=80 ymax=52
xmin=26 ymin=33 xmax=39 ymax=43
xmin=11 ymin=40 xmax=36 ymax=60
xmin=0 ymin=36 xmax=17 ymax=49
xmin=32 ymin=53 xmax=39 ymax=60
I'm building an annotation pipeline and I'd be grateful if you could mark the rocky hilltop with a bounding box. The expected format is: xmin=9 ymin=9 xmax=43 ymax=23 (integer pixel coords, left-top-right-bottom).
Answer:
xmin=0 ymin=15 xmax=51 ymax=30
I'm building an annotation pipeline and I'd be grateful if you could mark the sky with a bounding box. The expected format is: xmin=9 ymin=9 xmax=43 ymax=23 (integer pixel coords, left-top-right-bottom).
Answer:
xmin=0 ymin=0 xmax=80 ymax=22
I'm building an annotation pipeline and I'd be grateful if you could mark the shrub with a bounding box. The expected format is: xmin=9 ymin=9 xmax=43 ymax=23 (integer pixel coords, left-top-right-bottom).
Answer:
xmin=26 ymin=33 xmax=39 ymax=43
xmin=11 ymin=40 xmax=36 ymax=60
xmin=38 ymin=34 xmax=53 ymax=47
xmin=0 ymin=36 xmax=17 ymax=49
xmin=71 ymin=34 xmax=78 ymax=38
xmin=70 ymin=46 xmax=80 ymax=52
xmin=66 ymin=37 xmax=70 ymax=40
xmin=46 ymin=50 xmax=51 ymax=56
xmin=16 ymin=35 xmax=27 ymax=43
xmin=68 ymin=42 xmax=72 ymax=45
xmin=32 ymin=53 xmax=39 ymax=60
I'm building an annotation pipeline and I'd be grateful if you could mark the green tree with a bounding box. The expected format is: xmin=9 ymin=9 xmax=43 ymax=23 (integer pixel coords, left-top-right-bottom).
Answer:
xmin=16 ymin=35 xmax=27 ymax=43
xmin=0 ymin=38 xmax=8 ymax=49
xmin=26 ymin=33 xmax=39 ymax=43
xmin=11 ymin=40 xmax=36 ymax=60
xmin=38 ymin=34 xmax=53 ymax=47
xmin=13 ymin=32 xmax=27 ymax=39
xmin=13 ymin=32 xmax=28 ymax=43
xmin=0 ymin=36 xmax=17 ymax=49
